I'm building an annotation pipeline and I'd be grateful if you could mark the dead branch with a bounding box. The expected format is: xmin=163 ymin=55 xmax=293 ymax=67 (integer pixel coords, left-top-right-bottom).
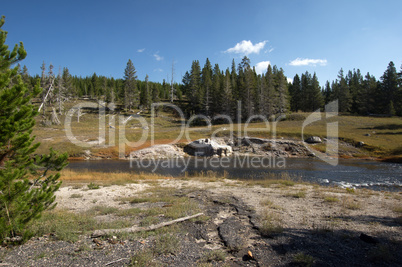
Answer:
xmin=105 ymin=258 xmax=129 ymax=266
xmin=91 ymin=212 xmax=204 ymax=238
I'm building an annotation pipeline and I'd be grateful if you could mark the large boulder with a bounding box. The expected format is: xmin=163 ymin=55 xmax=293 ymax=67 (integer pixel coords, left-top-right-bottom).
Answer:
xmin=184 ymin=138 xmax=232 ymax=157
xmin=129 ymin=144 xmax=185 ymax=159
xmin=304 ymin=136 xmax=322 ymax=144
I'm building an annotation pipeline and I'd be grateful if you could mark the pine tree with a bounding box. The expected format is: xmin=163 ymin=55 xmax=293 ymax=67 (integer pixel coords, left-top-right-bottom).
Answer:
xmin=380 ymin=61 xmax=400 ymax=115
xmin=289 ymin=74 xmax=302 ymax=111
xmin=123 ymin=59 xmax=138 ymax=111
xmin=237 ymin=56 xmax=255 ymax=119
xmin=230 ymin=59 xmax=238 ymax=100
xmin=211 ymin=63 xmax=222 ymax=116
xmin=346 ymin=69 xmax=363 ymax=114
xmin=201 ymin=59 xmax=212 ymax=116
xmin=358 ymin=73 xmax=377 ymax=115
xmin=61 ymin=67 xmax=74 ymax=97
xmin=263 ymin=65 xmax=275 ymax=117
xmin=181 ymin=71 xmax=191 ymax=97
xmin=0 ymin=16 xmax=68 ymax=242
xmin=323 ymin=80 xmax=331 ymax=105
xmin=144 ymin=74 xmax=151 ymax=110
xmin=189 ymin=60 xmax=201 ymax=114
xmin=300 ymin=71 xmax=311 ymax=111
xmin=221 ymin=69 xmax=233 ymax=117
xmin=275 ymin=67 xmax=290 ymax=114
xmin=310 ymin=72 xmax=324 ymax=111
xmin=333 ymin=69 xmax=351 ymax=113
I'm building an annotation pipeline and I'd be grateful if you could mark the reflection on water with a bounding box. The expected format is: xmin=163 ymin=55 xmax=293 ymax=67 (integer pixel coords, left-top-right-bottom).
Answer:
xmin=67 ymin=157 xmax=402 ymax=191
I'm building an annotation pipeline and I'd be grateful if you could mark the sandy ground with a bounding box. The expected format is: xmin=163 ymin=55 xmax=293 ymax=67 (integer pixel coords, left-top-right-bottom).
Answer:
xmin=56 ymin=179 xmax=401 ymax=234
xmin=1 ymin=178 xmax=401 ymax=266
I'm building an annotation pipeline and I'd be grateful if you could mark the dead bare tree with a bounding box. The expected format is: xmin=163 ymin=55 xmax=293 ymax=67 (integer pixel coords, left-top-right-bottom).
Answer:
xmin=170 ymin=59 xmax=175 ymax=103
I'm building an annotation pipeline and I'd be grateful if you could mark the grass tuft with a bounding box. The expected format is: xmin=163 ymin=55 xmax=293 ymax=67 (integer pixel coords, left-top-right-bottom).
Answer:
xmin=154 ymin=233 xmax=180 ymax=255
xmin=259 ymin=209 xmax=284 ymax=237
xmin=201 ymin=250 xmax=227 ymax=263
xmin=324 ymin=196 xmax=339 ymax=203
xmin=87 ymin=182 xmax=100 ymax=190
xmin=285 ymin=191 xmax=306 ymax=198
xmin=342 ymin=196 xmax=361 ymax=210
xmin=292 ymin=252 xmax=315 ymax=267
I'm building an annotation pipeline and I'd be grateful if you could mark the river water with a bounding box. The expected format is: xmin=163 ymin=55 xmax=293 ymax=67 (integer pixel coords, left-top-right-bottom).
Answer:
xmin=67 ymin=157 xmax=402 ymax=191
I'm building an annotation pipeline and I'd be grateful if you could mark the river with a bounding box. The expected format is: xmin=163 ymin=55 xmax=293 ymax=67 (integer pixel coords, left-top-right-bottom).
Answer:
xmin=67 ymin=157 xmax=402 ymax=191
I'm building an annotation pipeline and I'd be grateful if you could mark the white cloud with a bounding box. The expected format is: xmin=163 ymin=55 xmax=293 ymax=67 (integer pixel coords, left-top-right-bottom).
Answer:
xmin=255 ymin=61 xmax=271 ymax=75
xmin=137 ymin=48 xmax=145 ymax=53
xmin=153 ymin=68 xmax=163 ymax=72
xmin=289 ymin=58 xmax=327 ymax=66
xmin=287 ymin=77 xmax=293 ymax=83
xmin=225 ymin=40 xmax=267 ymax=55
xmin=153 ymin=52 xmax=163 ymax=61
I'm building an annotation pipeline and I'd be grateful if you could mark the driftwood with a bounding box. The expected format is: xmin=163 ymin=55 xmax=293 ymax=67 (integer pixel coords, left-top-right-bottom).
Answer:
xmin=105 ymin=258 xmax=129 ymax=266
xmin=91 ymin=212 xmax=204 ymax=238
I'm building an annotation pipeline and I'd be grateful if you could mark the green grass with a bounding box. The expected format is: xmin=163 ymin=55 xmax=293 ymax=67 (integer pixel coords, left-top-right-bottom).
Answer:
xmin=324 ymin=196 xmax=340 ymax=203
xmin=285 ymin=191 xmax=306 ymax=198
xmin=87 ymin=182 xmax=100 ymax=190
xmin=259 ymin=209 xmax=284 ymax=237
xmin=201 ymin=250 xmax=227 ymax=263
xmin=115 ymin=208 xmax=142 ymax=217
xmin=129 ymin=249 xmax=156 ymax=266
xmin=88 ymin=205 xmax=119 ymax=215
xmin=292 ymin=252 xmax=315 ymax=267
xmin=129 ymin=197 xmax=153 ymax=204
xmin=345 ymin=188 xmax=356 ymax=194
xmin=391 ymin=205 xmax=402 ymax=213
xmin=27 ymin=210 xmax=131 ymax=242
xmin=154 ymin=233 xmax=180 ymax=255
xmin=245 ymin=172 xmax=297 ymax=188
xmin=342 ymin=196 xmax=361 ymax=210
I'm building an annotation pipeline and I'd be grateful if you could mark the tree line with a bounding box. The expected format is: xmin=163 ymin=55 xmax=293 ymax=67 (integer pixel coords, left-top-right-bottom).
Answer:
xmin=17 ymin=57 xmax=402 ymax=118
xmin=181 ymin=57 xmax=289 ymax=121
xmin=289 ymin=61 xmax=402 ymax=116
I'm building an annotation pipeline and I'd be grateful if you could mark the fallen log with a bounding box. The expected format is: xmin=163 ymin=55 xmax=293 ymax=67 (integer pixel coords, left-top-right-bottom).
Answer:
xmin=91 ymin=212 xmax=204 ymax=238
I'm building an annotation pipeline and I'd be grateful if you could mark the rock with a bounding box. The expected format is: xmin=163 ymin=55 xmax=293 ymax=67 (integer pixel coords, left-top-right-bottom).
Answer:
xmin=129 ymin=144 xmax=185 ymax=159
xmin=241 ymin=137 xmax=269 ymax=145
xmin=359 ymin=233 xmax=379 ymax=244
xmin=304 ymin=136 xmax=322 ymax=144
xmin=364 ymin=133 xmax=371 ymax=137
xmin=357 ymin=141 xmax=365 ymax=147
xmin=184 ymin=138 xmax=232 ymax=157
xmin=218 ymin=217 xmax=246 ymax=251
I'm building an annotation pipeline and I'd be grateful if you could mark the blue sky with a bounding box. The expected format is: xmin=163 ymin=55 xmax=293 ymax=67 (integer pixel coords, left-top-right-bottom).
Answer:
xmin=2 ymin=0 xmax=401 ymax=85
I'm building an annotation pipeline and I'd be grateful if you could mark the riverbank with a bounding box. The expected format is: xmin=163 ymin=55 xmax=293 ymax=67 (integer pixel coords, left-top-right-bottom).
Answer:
xmin=32 ymin=106 xmax=402 ymax=162
xmin=1 ymin=175 xmax=401 ymax=266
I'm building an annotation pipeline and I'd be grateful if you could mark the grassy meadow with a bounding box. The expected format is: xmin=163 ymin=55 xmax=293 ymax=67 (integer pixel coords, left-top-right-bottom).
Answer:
xmin=32 ymin=100 xmax=402 ymax=159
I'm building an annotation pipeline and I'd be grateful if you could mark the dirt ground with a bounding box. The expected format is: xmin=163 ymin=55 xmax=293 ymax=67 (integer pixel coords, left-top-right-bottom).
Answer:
xmin=1 ymin=178 xmax=401 ymax=266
